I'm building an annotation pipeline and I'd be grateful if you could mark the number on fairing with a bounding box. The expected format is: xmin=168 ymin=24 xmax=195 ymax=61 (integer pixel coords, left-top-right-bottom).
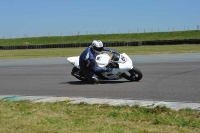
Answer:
xmin=121 ymin=55 xmax=126 ymax=61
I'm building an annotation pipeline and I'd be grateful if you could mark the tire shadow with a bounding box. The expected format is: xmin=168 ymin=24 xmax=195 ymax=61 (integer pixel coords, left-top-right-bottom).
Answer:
xmin=60 ymin=81 xmax=89 ymax=85
xmin=60 ymin=80 xmax=131 ymax=85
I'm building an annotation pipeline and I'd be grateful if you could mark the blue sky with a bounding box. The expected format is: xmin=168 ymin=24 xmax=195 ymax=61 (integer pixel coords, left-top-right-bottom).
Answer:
xmin=1 ymin=0 xmax=200 ymax=38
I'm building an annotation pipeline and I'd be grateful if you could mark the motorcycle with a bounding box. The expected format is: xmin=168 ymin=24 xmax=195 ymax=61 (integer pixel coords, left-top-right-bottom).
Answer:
xmin=67 ymin=51 xmax=143 ymax=83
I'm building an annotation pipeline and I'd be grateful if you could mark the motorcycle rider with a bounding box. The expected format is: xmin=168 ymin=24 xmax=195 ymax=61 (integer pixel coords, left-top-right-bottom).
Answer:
xmin=79 ymin=40 xmax=116 ymax=84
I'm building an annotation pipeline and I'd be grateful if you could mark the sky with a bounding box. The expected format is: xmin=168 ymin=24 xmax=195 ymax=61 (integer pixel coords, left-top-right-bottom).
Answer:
xmin=0 ymin=0 xmax=200 ymax=38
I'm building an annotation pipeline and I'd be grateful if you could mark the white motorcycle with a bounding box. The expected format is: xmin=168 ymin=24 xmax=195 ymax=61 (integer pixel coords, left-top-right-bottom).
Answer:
xmin=67 ymin=51 xmax=143 ymax=83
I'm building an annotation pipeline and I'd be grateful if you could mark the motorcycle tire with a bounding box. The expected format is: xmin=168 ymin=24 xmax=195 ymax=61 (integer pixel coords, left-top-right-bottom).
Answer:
xmin=71 ymin=67 xmax=88 ymax=81
xmin=122 ymin=67 xmax=143 ymax=81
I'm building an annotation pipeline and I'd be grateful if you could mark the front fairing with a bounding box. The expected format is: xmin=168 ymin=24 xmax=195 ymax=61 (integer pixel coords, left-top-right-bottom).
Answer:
xmin=99 ymin=53 xmax=133 ymax=79
xmin=95 ymin=53 xmax=110 ymax=67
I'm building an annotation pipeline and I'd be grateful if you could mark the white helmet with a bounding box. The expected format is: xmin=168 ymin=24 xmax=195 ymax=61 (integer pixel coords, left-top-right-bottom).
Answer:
xmin=91 ymin=40 xmax=104 ymax=54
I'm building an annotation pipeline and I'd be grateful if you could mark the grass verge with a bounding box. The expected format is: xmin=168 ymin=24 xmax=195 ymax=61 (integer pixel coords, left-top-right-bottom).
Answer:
xmin=0 ymin=100 xmax=199 ymax=133
xmin=0 ymin=31 xmax=200 ymax=46
xmin=0 ymin=44 xmax=200 ymax=59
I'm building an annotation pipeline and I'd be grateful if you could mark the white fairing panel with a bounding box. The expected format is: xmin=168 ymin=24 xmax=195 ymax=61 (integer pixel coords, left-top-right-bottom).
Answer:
xmin=95 ymin=53 xmax=110 ymax=67
xmin=67 ymin=56 xmax=80 ymax=69
xmin=118 ymin=53 xmax=133 ymax=72
xmin=100 ymin=53 xmax=133 ymax=80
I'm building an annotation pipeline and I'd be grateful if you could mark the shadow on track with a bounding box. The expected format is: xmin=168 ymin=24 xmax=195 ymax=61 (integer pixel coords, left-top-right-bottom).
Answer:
xmin=60 ymin=80 xmax=130 ymax=85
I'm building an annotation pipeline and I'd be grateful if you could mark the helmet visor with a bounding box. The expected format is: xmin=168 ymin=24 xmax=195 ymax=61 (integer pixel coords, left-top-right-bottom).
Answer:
xmin=94 ymin=46 xmax=103 ymax=52
xmin=92 ymin=46 xmax=103 ymax=54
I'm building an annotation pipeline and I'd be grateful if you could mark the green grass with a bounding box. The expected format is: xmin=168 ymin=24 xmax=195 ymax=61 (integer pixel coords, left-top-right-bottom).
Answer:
xmin=0 ymin=100 xmax=199 ymax=133
xmin=0 ymin=44 xmax=200 ymax=59
xmin=0 ymin=30 xmax=200 ymax=46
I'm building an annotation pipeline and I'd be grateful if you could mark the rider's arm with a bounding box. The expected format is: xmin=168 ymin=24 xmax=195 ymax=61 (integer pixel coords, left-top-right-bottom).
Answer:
xmin=103 ymin=47 xmax=111 ymax=52
xmin=103 ymin=47 xmax=117 ymax=53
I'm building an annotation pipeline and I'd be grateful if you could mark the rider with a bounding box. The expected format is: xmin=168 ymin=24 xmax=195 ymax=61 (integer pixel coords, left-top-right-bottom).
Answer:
xmin=79 ymin=40 xmax=116 ymax=84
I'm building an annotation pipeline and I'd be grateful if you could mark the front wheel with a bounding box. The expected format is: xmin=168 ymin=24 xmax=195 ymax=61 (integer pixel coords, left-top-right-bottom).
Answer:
xmin=122 ymin=67 xmax=143 ymax=81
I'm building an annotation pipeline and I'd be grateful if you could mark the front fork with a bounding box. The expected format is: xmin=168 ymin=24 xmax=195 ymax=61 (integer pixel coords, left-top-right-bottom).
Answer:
xmin=123 ymin=64 xmax=134 ymax=77
xmin=124 ymin=71 xmax=131 ymax=77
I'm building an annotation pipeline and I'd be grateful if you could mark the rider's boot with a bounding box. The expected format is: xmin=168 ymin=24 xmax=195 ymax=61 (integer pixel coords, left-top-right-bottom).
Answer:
xmin=90 ymin=76 xmax=99 ymax=84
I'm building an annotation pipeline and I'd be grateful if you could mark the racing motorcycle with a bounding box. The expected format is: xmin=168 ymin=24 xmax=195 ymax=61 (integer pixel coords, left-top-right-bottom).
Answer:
xmin=67 ymin=51 xmax=143 ymax=83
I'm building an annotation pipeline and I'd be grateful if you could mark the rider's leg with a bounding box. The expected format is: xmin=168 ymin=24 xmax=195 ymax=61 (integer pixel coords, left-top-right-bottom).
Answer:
xmin=80 ymin=63 xmax=99 ymax=84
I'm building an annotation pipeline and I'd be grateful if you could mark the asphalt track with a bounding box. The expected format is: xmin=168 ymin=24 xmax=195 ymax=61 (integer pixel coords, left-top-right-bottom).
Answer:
xmin=0 ymin=53 xmax=200 ymax=103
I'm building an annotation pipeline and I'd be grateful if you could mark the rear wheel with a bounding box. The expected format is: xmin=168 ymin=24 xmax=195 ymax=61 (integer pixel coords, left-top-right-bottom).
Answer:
xmin=122 ymin=67 xmax=143 ymax=81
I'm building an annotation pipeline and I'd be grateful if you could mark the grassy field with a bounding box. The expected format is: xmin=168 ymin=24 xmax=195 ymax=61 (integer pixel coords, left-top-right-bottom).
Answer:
xmin=0 ymin=44 xmax=200 ymax=59
xmin=0 ymin=100 xmax=199 ymax=133
xmin=0 ymin=30 xmax=200 ymax=46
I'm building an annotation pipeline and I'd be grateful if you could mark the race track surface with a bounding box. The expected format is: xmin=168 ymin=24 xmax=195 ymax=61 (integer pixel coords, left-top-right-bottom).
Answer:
xmin=0 ymin=53 xmax=200 ymax=103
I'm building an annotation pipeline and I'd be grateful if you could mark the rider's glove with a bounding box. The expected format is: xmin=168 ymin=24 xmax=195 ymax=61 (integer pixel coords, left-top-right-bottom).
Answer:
xmin=103 ymin=67 xmax=112 ymax=72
